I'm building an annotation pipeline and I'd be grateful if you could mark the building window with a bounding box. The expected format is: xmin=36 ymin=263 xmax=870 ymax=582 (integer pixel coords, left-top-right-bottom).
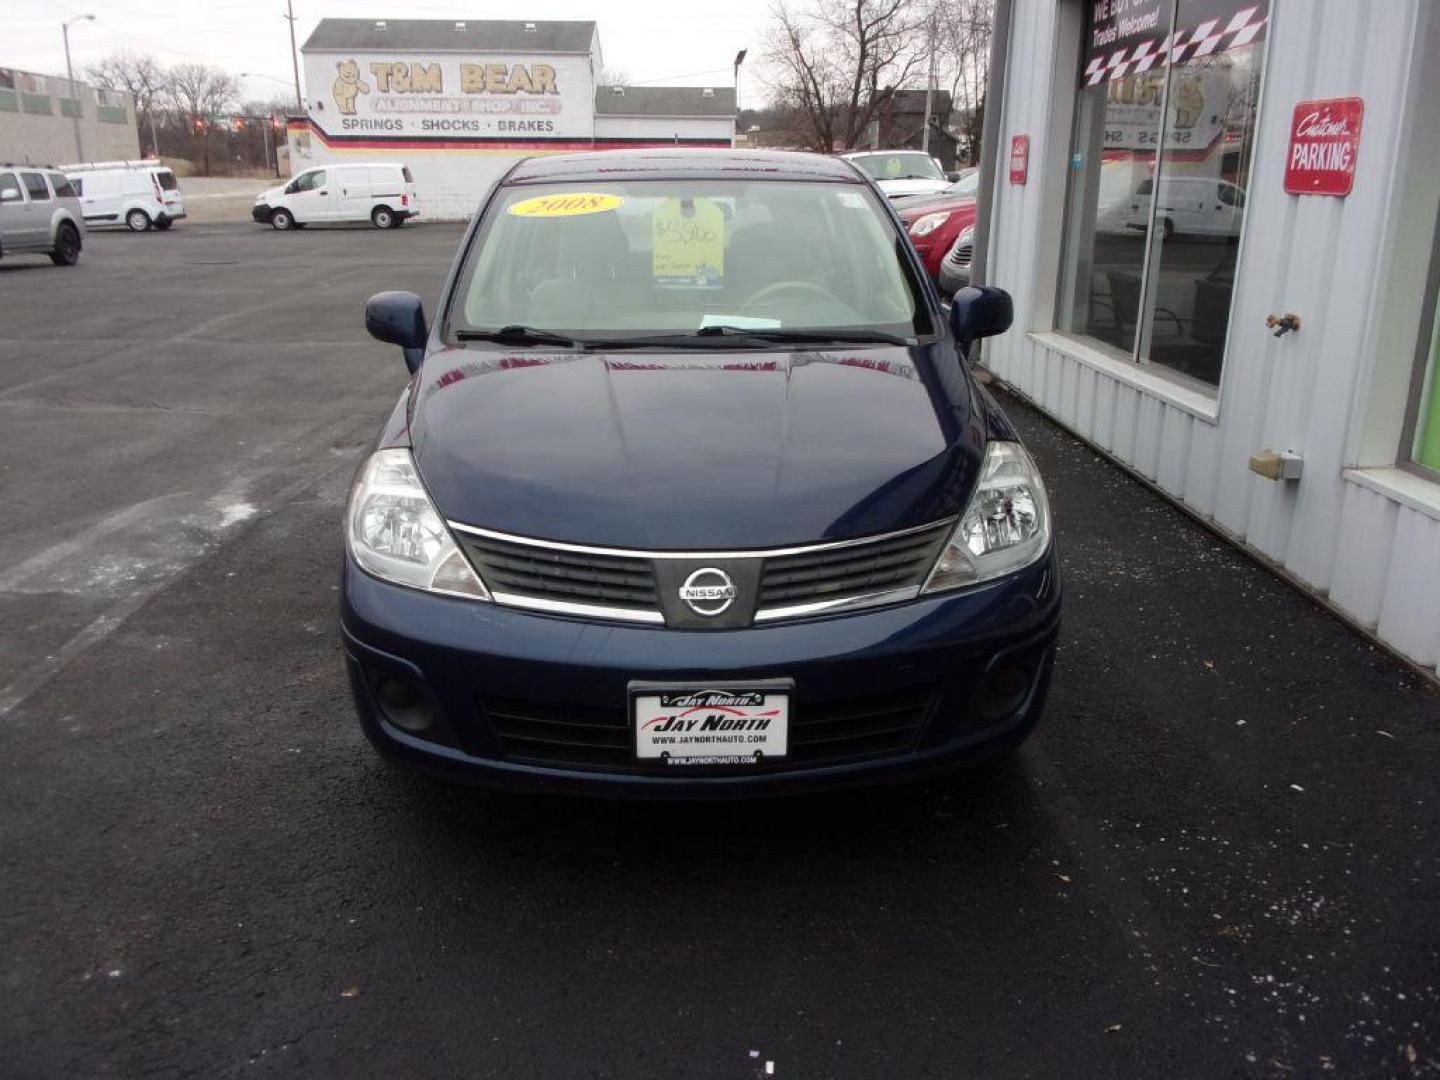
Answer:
xmin=95 ymin=89 xmax=128 ymax=124
xmin=1057 ymin=0 xmax=1270 ymax=389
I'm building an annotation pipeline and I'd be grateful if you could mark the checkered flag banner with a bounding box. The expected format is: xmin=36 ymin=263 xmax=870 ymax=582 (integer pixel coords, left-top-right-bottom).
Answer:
xmin=1081 ymin=6 xmax=1268 ymax=87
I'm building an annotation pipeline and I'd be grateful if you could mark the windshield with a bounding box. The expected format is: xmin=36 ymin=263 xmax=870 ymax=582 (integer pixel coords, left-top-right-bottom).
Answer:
xmin=948 ymin=172 xmax=979 ymax=197
xmin=850 ymin=153 xmax=944 ymax=182
xmin=452 ymin=180 xmax=930 ymax=342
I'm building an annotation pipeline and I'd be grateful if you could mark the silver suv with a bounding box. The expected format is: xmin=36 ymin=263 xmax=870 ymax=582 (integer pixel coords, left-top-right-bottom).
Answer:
xmin=0 ymin=166 xmax=85 ymax=266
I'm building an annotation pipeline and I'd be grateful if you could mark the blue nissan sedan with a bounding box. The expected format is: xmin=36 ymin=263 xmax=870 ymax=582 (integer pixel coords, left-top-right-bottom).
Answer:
xmin=342 ymin=149 xmax=1059 ymax=797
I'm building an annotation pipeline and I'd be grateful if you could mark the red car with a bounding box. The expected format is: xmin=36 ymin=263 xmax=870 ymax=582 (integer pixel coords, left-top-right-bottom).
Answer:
xmin=895 ymin=172 xmax=979 ymax=286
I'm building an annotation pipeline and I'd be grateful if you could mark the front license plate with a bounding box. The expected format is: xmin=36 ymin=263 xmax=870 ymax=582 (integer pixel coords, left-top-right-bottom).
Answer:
xmin=632 ymin=682 xmax=790 ymax=766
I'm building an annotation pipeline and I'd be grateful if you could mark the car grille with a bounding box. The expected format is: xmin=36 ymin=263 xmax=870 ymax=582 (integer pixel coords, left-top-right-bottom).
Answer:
xmin=451 ymin=521 xmax=954 ymax=625
xmin=947 ymin=241 xmax=973 ymax=267
xmin=757 ymin=524 xmax=950 ymax=609
xmin=458 ymin=532 xmax=659 ymax=613
xmin=483 ymin=686 xmax=937 ymax=773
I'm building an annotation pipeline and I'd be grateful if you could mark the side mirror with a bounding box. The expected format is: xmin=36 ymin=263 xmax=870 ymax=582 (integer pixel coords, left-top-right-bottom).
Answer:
xmin=365 ymin=290 xmax=427 ymax=374
xmin=949 ymin=285 xmax=1013 ymax=355
xmin=946 ymin=170 xmax=961 ymax=182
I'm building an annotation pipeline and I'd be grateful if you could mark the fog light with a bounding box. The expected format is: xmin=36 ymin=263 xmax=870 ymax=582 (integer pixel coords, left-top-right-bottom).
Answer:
xmin=373 ymin=675 xmax=437 ymax=733
xmin=975 ymin=661 xmax=1034 ymax=723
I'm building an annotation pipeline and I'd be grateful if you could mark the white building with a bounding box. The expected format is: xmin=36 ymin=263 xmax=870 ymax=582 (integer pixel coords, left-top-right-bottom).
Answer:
xmin=290 ymin=18 xmax=736 ymax=219
xmin=976 ymin=0 xmax=1440 ymax=677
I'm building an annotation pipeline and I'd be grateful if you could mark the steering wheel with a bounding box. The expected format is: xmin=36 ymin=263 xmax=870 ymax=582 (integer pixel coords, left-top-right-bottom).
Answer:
xmin=741 ymin=279 xmax=837 ymax=315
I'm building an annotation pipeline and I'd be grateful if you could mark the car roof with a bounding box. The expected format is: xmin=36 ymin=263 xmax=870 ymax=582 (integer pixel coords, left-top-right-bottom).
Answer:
xmin=842 ymin=149 xmax=932 ymax=158
xmin=505 ymin=148 xmax=864 ymax=186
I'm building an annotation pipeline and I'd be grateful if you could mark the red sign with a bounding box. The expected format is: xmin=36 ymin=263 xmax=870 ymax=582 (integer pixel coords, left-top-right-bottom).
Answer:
xmin=1284 ymin=97 xmax=1363 ymax=196
xmin=1009 ymin=135 xmax=1029 ymax=185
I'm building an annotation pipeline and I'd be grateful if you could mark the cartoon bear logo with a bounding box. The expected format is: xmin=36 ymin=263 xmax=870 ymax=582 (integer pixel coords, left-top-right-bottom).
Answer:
xmin=332 ymin=59 xmax=370 ymax=116
xmin=1170 ymin=74 xmax=1205 ymax=130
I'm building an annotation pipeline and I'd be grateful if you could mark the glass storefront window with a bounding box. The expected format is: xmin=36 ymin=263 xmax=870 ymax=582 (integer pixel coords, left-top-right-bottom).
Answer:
xmin=1058 ymin=0 xmax=1270 ymax=389
xmin=1410 ymin=295 xmax=1440 ymax=475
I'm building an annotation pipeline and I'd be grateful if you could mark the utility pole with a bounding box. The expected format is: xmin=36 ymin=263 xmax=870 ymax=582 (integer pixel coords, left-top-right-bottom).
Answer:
xmin=62 ymin=14 xmax=96 ymax=163
xmin=921 ymin=11 xmax=936 ymax=154
xmin=284 ymin=0 xmax=303 ymax=112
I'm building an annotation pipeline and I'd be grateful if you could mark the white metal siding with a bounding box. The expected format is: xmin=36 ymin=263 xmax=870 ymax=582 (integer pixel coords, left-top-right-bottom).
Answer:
xmin=984 ymin=0 xmax=1440 ymax=677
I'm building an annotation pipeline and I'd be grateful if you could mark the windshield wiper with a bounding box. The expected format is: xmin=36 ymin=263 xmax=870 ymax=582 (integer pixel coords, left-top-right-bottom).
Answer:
xmin=693 ymin=326 xmax=912 ymax=346
xmin=455 ymin=325 xmax=580 ymax=348
xmin=582 ymin=326 xmax=912 ymax=349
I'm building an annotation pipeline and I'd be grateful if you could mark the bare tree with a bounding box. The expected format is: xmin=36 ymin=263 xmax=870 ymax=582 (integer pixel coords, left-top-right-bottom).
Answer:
xmin=764 ymin=0 xmax=927 ymax=152
xmin=166 ymin=63 xmax=240 ymax=175
xmin=597 ymin=65 xmax=631 ymax=86
xmin=87 ymin=51 xmax=168 ymax=157
xmin=929 ymin=0 xmax=992 ymax=164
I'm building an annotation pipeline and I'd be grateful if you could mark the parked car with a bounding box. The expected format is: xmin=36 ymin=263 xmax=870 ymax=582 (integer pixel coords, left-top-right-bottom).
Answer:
xmin=343 ymin=148 xmax=1059 ymax=797
xmin=897 ymin=184 xmax=979 ymax=287
xmin=891 ymin=169 xmax=979 ymax=208
xmin=937 ymin=223 xmax=977 ymax=295
xmin=0 ymin=166 xmax=84 ymax=266
xmin=252 ymin=162 xmax=418 ymax=230
xmin=64 ymin=159 xmax=185 ymax=232
xmin=842 ymin=150 xmax=953 ymax=199
xmin=1125 ymin=175 xmax=1246 ymax=239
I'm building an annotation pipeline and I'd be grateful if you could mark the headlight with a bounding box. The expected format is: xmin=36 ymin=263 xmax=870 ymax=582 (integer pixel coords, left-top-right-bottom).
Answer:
xmin=909 ymin=211 xmax=951 ymax=238
xmin=957 ymin=224 xmax=975 ymax=247
xmin=346 ymin=448 xmax=490 ymax=600
xmin=922 ymin=441 xmax=1050 ymax=592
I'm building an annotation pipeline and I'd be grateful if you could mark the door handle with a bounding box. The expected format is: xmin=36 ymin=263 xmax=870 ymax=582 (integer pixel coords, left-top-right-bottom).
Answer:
xmin=319 ymin=190 xmax=329 ymax=195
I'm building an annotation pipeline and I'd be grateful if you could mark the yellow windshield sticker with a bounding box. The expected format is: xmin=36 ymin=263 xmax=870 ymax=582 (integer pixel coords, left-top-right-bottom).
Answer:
xmin=652 ymin=197 xmax=725 ymax=288
xmin=508 ymin=192 xmax=624 ymax=218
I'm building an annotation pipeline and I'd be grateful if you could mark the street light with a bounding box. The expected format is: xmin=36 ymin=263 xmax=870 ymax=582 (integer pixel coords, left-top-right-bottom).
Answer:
xmin=62 ymin=13 xmax=96 ymax=163
xmin=733 ymin=49 xmax=747 ymax=141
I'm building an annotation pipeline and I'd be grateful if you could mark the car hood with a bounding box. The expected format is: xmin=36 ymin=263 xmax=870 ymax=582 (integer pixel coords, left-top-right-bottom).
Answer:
xmin=257 ymin=185 xmax=283 ymax=203
xmin=897 ymin=195 xmax=978 ymax=219
xmin=409 ymin=346 xmax=981 ymax=550
xmin=877 ymin=178 xmax=952 ymax=198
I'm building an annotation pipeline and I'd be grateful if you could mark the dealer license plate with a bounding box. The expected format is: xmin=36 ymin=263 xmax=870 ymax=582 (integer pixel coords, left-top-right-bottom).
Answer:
xmin=632 ymin=683 xmax=790 ymax=766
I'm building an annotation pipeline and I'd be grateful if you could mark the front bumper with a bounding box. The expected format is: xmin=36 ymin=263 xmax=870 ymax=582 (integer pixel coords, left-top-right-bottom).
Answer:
xmin=341 ymin=549 xmax=1061 ymax=798
xmin=251 ymin=204 xmax=270 ymax=223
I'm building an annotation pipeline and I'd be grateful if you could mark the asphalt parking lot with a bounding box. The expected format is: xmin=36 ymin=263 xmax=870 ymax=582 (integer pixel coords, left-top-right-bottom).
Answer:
xmin=2 ymin=222 xmax=1438 ymax=1079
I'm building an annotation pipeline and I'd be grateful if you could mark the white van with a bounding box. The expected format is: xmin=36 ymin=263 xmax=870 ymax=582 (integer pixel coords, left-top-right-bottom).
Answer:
xmin=64 ymin=160 xmax=186 ymax=232
xmin=252 ymin=162 xmax=418 ymax=230
xmin=1125 ymin=175 xmax=1246 ymax=240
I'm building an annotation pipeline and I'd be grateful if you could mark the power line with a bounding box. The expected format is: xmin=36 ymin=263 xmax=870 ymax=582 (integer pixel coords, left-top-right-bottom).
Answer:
xmin=625 ymin=66 xmax=733 ymax=85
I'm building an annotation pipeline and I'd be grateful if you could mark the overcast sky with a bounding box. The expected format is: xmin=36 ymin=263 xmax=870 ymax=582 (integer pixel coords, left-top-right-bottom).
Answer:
xmin=9 ymin=0 xmax=775 ymax=106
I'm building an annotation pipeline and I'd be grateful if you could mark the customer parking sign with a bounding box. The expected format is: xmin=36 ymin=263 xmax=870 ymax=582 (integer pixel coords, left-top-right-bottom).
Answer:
xmin=1284 ymin=97 xmax=1363 ymax=197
